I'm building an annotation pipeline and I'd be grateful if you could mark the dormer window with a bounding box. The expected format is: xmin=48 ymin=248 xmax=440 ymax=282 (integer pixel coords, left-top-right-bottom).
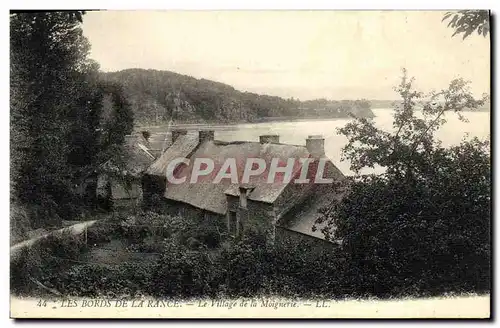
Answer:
xmin=238 ymin=185 xmax=255 ymax=209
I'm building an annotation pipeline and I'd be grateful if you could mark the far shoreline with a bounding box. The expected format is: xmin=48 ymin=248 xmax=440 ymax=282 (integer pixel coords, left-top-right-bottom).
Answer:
xmin=134 ymin=113 xmax=377 ymax=132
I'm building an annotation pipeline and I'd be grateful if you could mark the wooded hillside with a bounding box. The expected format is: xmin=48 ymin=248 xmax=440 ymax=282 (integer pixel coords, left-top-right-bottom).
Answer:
xmin=102 ymin=69 xmax=375 ymax=125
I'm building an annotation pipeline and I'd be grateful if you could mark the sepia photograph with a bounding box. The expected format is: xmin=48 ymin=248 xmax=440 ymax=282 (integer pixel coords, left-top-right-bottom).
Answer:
xmin=9 ymin=9 xmax=491 ymax=319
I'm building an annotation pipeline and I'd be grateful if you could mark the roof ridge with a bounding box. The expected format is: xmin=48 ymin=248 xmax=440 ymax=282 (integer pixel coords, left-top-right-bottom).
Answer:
xmin=212 ymin=140 xmax=306 ymax=148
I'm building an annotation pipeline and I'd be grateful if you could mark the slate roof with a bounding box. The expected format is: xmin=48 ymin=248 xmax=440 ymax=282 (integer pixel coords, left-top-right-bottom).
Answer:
xmin=147 ymin=132 xmax=168 ymax=158
xmin=101 ymin=135 xmax=155 ymax=199
xmin=102 ymin=137 xmax=155 ymax=177
xmin=277 ymin=183 xmax=343 ymax=240
xmin=122 ymin=142 xmax=155 ymax=175
xmin=146 ymin=133 xmax=199 ymax=176
xmin=163 ymin=139 xmax=314 ymax=214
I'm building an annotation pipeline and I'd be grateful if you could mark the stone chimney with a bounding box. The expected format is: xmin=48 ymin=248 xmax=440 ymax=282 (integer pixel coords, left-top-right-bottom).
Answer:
xmin=141 ymin=130 xmax=151 ymax=142
xmin=306 ymin=135 xmax=325 ymax=158
xmin=171 ymin=129 xmax=187 ymax=143
xmin=199 ymin=130 xmax=215 ymax=143
xmin=238 ymin=185 xmax=255 ymax=209
xmin=259 ymin=134 xmax=280 ymax=144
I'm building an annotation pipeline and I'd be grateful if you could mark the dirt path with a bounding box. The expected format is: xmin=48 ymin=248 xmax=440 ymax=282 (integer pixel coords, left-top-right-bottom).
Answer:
xmin=10 ymin=220 xmax=98 ymax=261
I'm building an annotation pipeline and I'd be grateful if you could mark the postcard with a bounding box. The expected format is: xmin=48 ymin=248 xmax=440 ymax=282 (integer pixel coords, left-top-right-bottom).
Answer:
xmin=9 ymin=10 xmax=491 ymax=319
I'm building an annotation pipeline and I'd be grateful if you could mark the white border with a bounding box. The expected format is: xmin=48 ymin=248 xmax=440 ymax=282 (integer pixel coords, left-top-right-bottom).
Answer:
xmin=2 ymin=0 xmax=498 ymax=10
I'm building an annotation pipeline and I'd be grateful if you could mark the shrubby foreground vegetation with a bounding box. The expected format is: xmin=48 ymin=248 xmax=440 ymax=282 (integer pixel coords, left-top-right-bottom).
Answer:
xmin=317 ymin=70 xmax=490 ymax=296
xmin=12 ymin=211 xmax=345 ymax=299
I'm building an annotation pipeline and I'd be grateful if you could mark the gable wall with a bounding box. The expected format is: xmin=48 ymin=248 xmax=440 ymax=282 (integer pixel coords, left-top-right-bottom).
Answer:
xmin=227 ymin=195 xmax=275 ymax=239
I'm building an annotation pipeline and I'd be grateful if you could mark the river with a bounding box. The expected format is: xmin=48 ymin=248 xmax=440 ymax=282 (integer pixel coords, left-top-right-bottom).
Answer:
xmin=144 ymin=108 xmax=490 ymax=176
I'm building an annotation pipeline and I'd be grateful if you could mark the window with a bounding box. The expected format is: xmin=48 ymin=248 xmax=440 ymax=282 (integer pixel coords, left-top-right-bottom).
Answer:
xmin=229 ymin=211 xmax=237 ymax=237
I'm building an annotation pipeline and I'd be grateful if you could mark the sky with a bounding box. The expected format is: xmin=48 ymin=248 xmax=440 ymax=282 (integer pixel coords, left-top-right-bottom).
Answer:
xmin=81 ymin=11 xmax=490 ymax=100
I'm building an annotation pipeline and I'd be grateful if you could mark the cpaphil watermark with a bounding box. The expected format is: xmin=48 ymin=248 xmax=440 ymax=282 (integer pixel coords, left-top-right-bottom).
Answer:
xmin=165 ymin=157 xmax=334 ymax=185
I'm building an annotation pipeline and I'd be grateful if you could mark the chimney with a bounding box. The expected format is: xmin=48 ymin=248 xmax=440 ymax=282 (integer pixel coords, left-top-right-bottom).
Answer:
xmin=141 ymin=130 xmax=151 ymax=142
xmin=238 ymin=185 xmax=255 ymax=209
xmin=306 ymin=135 xmax=325 ymax=158
xmin=171 ymin=129 xmax=187 ymax=143
xmin=199 ymin=130 xmax=215 ymax=143
xmin=259 ymin=134 xmax=280 ymax=144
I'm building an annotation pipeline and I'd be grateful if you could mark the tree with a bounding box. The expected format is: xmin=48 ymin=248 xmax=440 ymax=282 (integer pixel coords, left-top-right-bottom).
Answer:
xmin=442 ymin=10 xmax=490 ymax=39
xmin=318 ymin=69 xmax=490 ymax=296
xmin=102 ymin=68 xmax=375 ymax=124
xmin=11 ymin=12 xmax=98 ymax=224
xmin=98 ymin=81 xmax=134 ymax=156
xmin=10 ymin=12 xmax=134 ymax=227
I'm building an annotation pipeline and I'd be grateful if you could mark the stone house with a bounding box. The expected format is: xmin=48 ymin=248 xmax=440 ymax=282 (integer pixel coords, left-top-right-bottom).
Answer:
xmin=97 ymin=134 xmax=156 ymax=211
xmin=143 ymin=129 xmax=345 ymax=245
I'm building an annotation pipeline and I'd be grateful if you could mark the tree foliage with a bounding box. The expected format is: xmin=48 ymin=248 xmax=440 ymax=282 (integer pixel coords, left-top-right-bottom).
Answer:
xmin=103 ymin=69 xmax=375 ymax=124
xmin=318 ymin=69 xmax=490 ymax=295
xmin=10 ymin=12 xmax=134 ymax=228
xmin=442 ymin=10 xmax=490 ymax=39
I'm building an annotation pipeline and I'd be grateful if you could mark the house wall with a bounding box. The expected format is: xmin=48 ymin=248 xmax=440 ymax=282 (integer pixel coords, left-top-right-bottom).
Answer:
xmin=111 ymin=198 xmax=142 ymax=212
xmin=110 ymin=177 xmax=142 ymax=198
xmin=158 ymin=198 xmax=227 ymax=233
xmin=109 ymin=176 xmax=143 ymax=212
xmin=161 ymin=198 xmax=205 ymax=218
xmin=142 ymin=174 xmax=167 ymax=209
xmin=226 ymin=195 xmax=276 ymax=240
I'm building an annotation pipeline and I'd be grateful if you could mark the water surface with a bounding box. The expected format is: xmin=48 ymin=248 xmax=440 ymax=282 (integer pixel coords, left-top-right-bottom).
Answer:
xmin=146 ymin=108 xmax=490 ymax=175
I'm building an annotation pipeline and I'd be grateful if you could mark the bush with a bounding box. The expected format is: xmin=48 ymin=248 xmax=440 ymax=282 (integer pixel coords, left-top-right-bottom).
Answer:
xmin=119 ymin=211 xmax=225 ymax=250
xmin=11 ymin=247 xmax=44 ymax=295
xmin=214 ymin=234 xmax=346 ymax=298
xmin=11 ymin=209 xmax=348 ymax=299
xmin=85 ymin=220 xmax=117 ymax=246
xmin=268 ymin=238 xmax=346 ymax=298
xmin=10 ymin=231 xmax=86 ymax=295
xmin=324 ymin=146 xmax=490 ymax=297
xmin=44 ymin=232 xmax=86 ymax=259
xmin=10 ymin=202 xmax=31 ymax=245
xmin=318 ymin=72 xmax=491 ymax=298
xmin=151 ymin=241 xmax=215 ymax=298
xmin=190 ymin=225 xmax=223 ymax=249
xmin=45 ymin=262 xmax=156 ymax=297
